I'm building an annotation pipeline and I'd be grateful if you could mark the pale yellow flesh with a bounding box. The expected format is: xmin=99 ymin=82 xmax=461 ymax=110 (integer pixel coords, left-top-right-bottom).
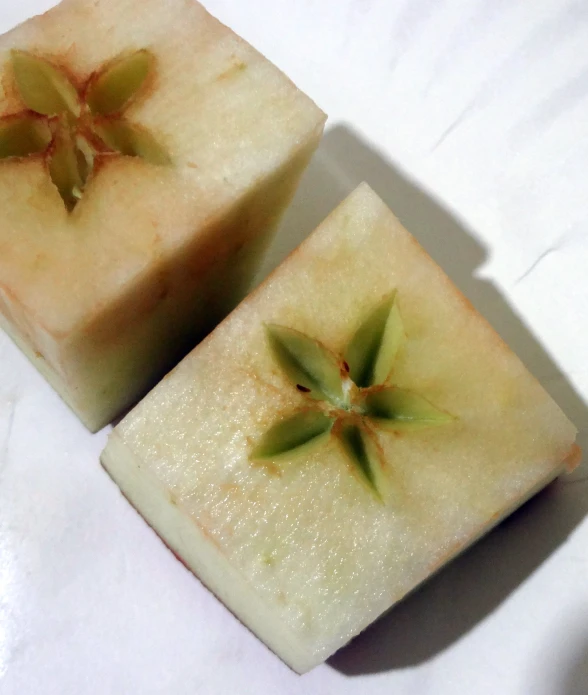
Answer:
xmin=102 ymin=184 xmax=578 ymax=671
xmin=0 ymin=0 xmax=325 ymax=430
xmin=101 ymin=433 xmax=314 ymax=673
xmin=101 ymin=435 xmax=569 ymax=674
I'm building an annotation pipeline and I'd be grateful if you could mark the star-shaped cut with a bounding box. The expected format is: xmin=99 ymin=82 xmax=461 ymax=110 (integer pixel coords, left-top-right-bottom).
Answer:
xmin=250 ymin=292 xmax=456 ymax=502
xmin=0 ymin=49 xmax=169 ymax=210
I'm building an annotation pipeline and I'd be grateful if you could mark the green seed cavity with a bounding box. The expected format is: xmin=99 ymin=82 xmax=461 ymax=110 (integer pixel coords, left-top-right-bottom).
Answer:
xmin=2 ymin=48 xmax=169 ymax=211
xmin=252 ymin=294 xmax=455 ymax=502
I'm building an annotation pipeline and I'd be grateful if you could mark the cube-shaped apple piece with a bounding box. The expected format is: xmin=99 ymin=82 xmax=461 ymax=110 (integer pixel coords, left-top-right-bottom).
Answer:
xmin=101 ymin=184 xmax=579 ymax=672
xmin=0 ymin=0 xmax=325 ymax=431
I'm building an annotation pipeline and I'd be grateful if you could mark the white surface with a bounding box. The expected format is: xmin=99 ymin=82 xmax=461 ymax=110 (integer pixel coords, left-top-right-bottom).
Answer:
xmin=0 ymin=1 xmax=587 ymax=693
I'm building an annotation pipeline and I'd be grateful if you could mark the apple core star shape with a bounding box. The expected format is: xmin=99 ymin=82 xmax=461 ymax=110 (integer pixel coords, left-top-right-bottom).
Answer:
xmin=0 ymin=49 xmax=168 ymax=210
xmin=251 ymin=293 xmax=455 ymax=501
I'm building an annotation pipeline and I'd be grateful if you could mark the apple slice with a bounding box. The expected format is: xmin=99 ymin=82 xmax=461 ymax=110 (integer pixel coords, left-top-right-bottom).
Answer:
xmin=0 ymin=0 xmax=325 ymax=431
xmin=101 ymin=183 xmax=579 ymax=673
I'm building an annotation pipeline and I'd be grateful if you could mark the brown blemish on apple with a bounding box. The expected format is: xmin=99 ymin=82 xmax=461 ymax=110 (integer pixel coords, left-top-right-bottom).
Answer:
xmin=217 ymin=59 xmax=247 ymax=82
xmin=428 ymin=538 xmax=465 ymax=576
xmin=237 ymin=367 xmax=284 ymax=399
xmin=361 ymin=419 xmax=388 ymax=469
xmin=331 ymin=412 xmax=362 ymax=438
xmin=250 ymin=458 xmax=282 ymax=478
xmin=220 ymin=483 xmax=241 ymax=500
xmin=196 ymin=519 xmax=225 ymax=551
xmin=168 ymin=546 xmax=191 ymax=571
xmin=0 ymin=62 xmax=17 ymax=104
xmin=563 ymin=442 xmax=582 ymax=472
xmin=88 ymin=151 xmax=110 ymax=178
xmin=450 ymin=285 xmax=478 ymax=317
xmin=0 ymin=108 xmax=48 ymax=132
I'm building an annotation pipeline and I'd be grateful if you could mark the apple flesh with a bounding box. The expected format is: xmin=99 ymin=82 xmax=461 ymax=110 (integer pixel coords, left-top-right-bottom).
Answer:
xmin=0 ymin=0 xmax=325 ymax=431
xmin=101 ymin=183 xmax=579 ymax=672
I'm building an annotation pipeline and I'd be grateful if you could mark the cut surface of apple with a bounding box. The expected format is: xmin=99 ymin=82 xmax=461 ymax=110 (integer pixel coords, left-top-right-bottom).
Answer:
xmin=0 ymin=0 xmax=325 ymax=431
xmin=101 ymin=183 xmax=579 ymax=673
